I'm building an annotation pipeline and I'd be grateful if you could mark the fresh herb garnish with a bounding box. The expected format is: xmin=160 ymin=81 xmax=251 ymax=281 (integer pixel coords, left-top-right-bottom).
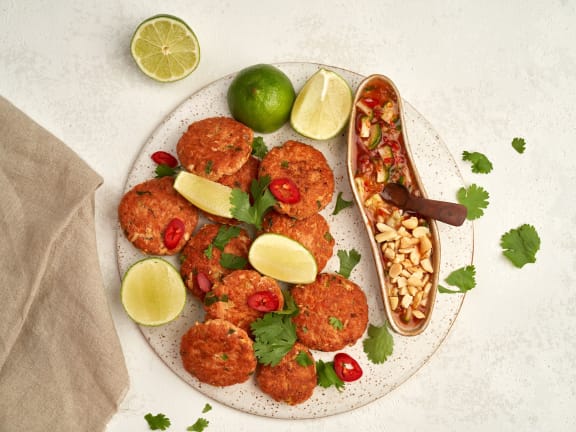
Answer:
xmin=332 ymin=191 xmax=354 ymax=215
xmin=462 ymin=151 xmax=493 ymax=174
xmin=251 ymin=312 xmax=297 ymax=366
xmin=187 ymin=417 xmax=209 ymax=432
xmin=251 ymin=136 xmax=268 ymax=158
xmin=500 ymin=224 xmax=540 ymax=268
xmin=316 ymin=359 xmax=345 ymax=391
xmin=155 ymin=164 xmax=180 ymax=178
xmin=203 ymin=292 xmax=229 ymax=307
xmin=202 ymin=403 xmax=212 ymax=413
xmin=337 ymin=249 xmax=361 ymax=278
xmin=295 ymin=350 xmax=314 ymax=367
xmin=230 ymin=176 xmax=277 ymax=229
xmin=219 ymin=253 xmax=247 ymax=270
xmin=511 ymin=137 xmax=526 ymax=154
xmin=329 ymin=316 xmax=344 ymax=330
xmin=204 ymin=160 xmax=213 ymax=174
xmin=213 ymin=225 xmax=241 ymax=250
xmin=363 ymin=323 xmax=394 ymax=364
xmin=438 ymin=265 xmax=477 ymax=294
xmin=144 ymin=413 xmax=171 ymax=431
xmin=457 ymin=184 xmax=489 ymax=220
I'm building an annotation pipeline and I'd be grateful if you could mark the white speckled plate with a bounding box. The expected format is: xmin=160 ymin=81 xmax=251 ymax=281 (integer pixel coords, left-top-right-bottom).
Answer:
xmin=116 ymin=62 xmax=474 ymax=419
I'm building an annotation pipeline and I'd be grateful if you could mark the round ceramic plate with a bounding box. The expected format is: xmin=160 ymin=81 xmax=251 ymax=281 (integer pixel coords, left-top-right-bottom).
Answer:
xmin=116 ymin=62 xmax=474 ymax=419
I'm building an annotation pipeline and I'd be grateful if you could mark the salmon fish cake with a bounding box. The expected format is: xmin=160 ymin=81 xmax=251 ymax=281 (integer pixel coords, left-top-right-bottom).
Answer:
xmin=176 ymin=116 xmax=253 ymax=181
xmin=291 ymin=273 xmax=368 ymax=352
xmin=204 ymin=269 xmax=284 ymax=334
xmin=259 ymin=140 xmax=334 ymax=219
xmin=256 ymin=342 xmax=316 ymax=405
xmin=261 ymin=211 xmax=334 ymax=271
xmin=180 ymin=223 xmax=251 ymax=299
xmin=180 ymin=319 xmax=257 ymax=387
xmin=118 ymin=176 xmax=198 ymax=255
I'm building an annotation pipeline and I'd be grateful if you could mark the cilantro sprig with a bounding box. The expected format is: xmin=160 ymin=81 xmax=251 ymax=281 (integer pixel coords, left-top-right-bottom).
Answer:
xmin=231 ymin=176 xmax=276 ymax=229
xmin=187 ymin=418 xmax=209 ymax=432
xmin=251 ymin=136 xmax=268 ymax=159
xmin=316 ymin=359 xmax=345 ymax=391
xmin=363 ymin=323 xmax=394 ymax=364
xmin=500 ymin=224 xmax=540 ymax=268
xmin=462 ymin=151 xmax=493 ymax=174
xmin=511 ymin=137 xmax=526 ymax=154
xmin=337 ymin=249 xmax=361 ymax=278
xmin=457 ymin=184 xmax=489 ymax=220
xmin=438 ymin=265 xmax=477 ymax=294
xmin=332 ymin=191 xmax=354 ymax=215
xmin=144 ymin=413 xmax=171 ymax=431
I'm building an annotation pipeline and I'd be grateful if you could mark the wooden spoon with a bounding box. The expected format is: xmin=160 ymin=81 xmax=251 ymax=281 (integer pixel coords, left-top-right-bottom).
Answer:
xmin=381 ymin=183 xmax=467 ymax=226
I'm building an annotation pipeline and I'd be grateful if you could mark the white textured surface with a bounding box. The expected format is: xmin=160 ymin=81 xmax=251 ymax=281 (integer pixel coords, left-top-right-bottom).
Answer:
xmin=1 ymin=1 xmax=575 ymax=431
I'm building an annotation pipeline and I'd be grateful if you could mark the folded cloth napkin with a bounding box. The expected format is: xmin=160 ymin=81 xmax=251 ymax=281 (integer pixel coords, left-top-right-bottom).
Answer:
xmin=0 ymin=96 xmax=129 ymax=431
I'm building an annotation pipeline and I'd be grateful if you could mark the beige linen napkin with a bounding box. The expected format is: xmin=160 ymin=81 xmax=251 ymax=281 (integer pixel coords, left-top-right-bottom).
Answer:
xmin=0 ymin=96 xmax=128 ymax=431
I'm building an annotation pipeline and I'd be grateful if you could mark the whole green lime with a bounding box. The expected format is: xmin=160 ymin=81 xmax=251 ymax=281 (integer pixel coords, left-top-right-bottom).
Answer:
xmin=227 ymin=64 xmax=296 ymax=133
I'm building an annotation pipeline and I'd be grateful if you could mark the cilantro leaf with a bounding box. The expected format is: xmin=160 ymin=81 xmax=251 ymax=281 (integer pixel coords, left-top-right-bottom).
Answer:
xmin=500 ymin=224 xmax=540 ymax=268
xmin=213 ymin=225 xmax=241 ymax=250
xmin=144 ymin=413 xmax=171 ymax=431
xmin=155 ymin=164 xmax=180 ymax=178
xmin=230 ymin=176 xmax=277 ymax=229
xmin=219 ymin=253 xmax=247 ymax=270
xmin=316 ymin=359 xmax=345 ymax=391
xmin=273 ymin=289 xmax=299 ymax=316
xmin=251 ymin=312 xmax=297 ymax=366
xmin=457 ymin=184 xmax=489 ymax=220
xmin=512 ymin=137 xmax=526 ymax=154
xmin=251 ymin=136 xmax=268 ymax=159
xmin=438 ymin=265 xmax=476 ymax=293
xmin=295 ymin=350 xmax=314 ymax=367
xmin=363 ymin=324 xmax=394 ymax=364
xmin=337 ymin=249 xmax=361 ymax=278
xmin=187 ymin=418 xmax=209 ymax=432
xmin=329 ymin=316 xmax=344 ymax=330
xmin=332 ymin=191 xmax=354 ymax=215
xmin=202 ymin=403 xmax=212 ymax=413
xmin=462 ymin=151 xmax=493 ymax=174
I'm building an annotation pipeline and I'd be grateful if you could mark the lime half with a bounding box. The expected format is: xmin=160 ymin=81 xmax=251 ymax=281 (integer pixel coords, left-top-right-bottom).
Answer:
xmin=173 ymin=171 xmax=234 ymax=218
xmin=290 ymin=68 xmax=353 ymax=140
xmin=130 ymin=14 xmax=200 ymax=82
xmin=121 ymin=257 xmax=186 ymax=326
xmin=248 ymin=233 xmax=318 ymax=284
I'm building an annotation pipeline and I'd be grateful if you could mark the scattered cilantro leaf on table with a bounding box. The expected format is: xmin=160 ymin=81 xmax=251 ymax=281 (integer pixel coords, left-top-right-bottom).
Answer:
xmin=187 ymin=417 xmax=209 ymax=432
xmin=337 ymin=249 xmax=361 ymax=278
xmin=144 ymin=413 xmax=171 ymax=431
xmin=457 ymin=184 xmax=489 ymax=220
xmin=462 ymin=151 xmax=493 ymax=174
xmin=316 ymin=359 xmax=345 ymax=391
xmin=511 ymin=137 xmax=526 ymax=154
xmin=438 ymin=265 xmax=476 ymax=294
xmin=231 ymin=176 xmax=276 ymax=229
xmin=251 ymin=136 xmax=268 ymax=158
xmin=500 ymin=224 xmax=540 ymax=268
xmin=332 ymin=191 xmax=354 ymax=215
xmin=202 ymin=403 xmax=212 ymax=413
xmin=363 ymin=324 xmax=394 ymax=364
xmin=251 ymin=312 xmax=297 ymax=366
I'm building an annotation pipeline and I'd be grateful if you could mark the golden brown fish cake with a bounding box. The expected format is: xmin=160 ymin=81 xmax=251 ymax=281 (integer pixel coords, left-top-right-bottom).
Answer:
xmin=204 ymin=269 xmax=284 ymax=334
xmin=118 ymin=176 xmax=198 ymax=255
xmin=291 ymin=273 xmax=368 ymax=352
xmin=205 ymin=156 xmax=260 ymax=225
xmin=259 ymin=140 xmax=334 ymax=219
xmin=256 ymin=342 xmax=316 ymax=405
xmin=261 ymin=211 xmax=334 ymax=271
xmin=180 ymin=319 xmax=257 ymax=387
xmin=180 ymin=223 xmax=251 ymax=299
xmin=176 ymin=116 xmax=253 ymax=181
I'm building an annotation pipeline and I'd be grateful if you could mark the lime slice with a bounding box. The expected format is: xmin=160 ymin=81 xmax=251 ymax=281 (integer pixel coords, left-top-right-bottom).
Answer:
xmin=290 ymin=68 xmax=353 ymax=140
xmin=130 ymin=14 xmax=200 ymax=82
xmin=248 ymin=233 xmax=318 ymax=284
xmin=173 ymin=171 xmax=234 ymax=218
xmin=121 ymin=257 xmax=186 ymax=326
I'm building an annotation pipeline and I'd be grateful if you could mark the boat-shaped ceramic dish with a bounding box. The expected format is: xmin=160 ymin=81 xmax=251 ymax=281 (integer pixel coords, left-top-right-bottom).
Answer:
xmin=347 ymin=74 xmax=441 ymax=336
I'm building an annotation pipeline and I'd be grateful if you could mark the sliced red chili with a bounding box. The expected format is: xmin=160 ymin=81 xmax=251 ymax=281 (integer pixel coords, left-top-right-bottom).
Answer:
xmin=196 ymin=272 xmax=213 ymax=293
xmin=151 ymin=151 xmax=178 ymax=168
xmin=269 ymin=178 xmax=301 ymax=204
xmin=247 ymin=291 xmax=280 ymax=312
xmin=333 ymin=353 xmax=363 ymax=382
xmin=163 ymin=218 xmax=185 ymax=249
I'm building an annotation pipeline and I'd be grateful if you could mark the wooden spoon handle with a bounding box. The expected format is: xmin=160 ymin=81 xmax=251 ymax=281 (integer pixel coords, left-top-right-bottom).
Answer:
xmin=406 ymin=196 xmax=468 ymax=226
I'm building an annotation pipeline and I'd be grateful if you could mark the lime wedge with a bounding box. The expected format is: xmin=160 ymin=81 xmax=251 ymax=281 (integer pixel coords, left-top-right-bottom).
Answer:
xmin=248 ymin=233 xmax=318 ymax=284
xmin=290 ymin=68 xmax=353 ymax=140
xmin=121 ymin=257 xmax=186 ymax=326
xmin=130 ymin=14 xmax=200 ymax=82
xmin=173 ymin=171 xmax=234 ymax=218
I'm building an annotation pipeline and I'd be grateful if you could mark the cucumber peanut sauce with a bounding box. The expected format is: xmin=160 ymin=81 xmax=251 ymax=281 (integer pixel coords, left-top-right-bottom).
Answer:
xmin=351 ymin=77 xmax=436 ymax=329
